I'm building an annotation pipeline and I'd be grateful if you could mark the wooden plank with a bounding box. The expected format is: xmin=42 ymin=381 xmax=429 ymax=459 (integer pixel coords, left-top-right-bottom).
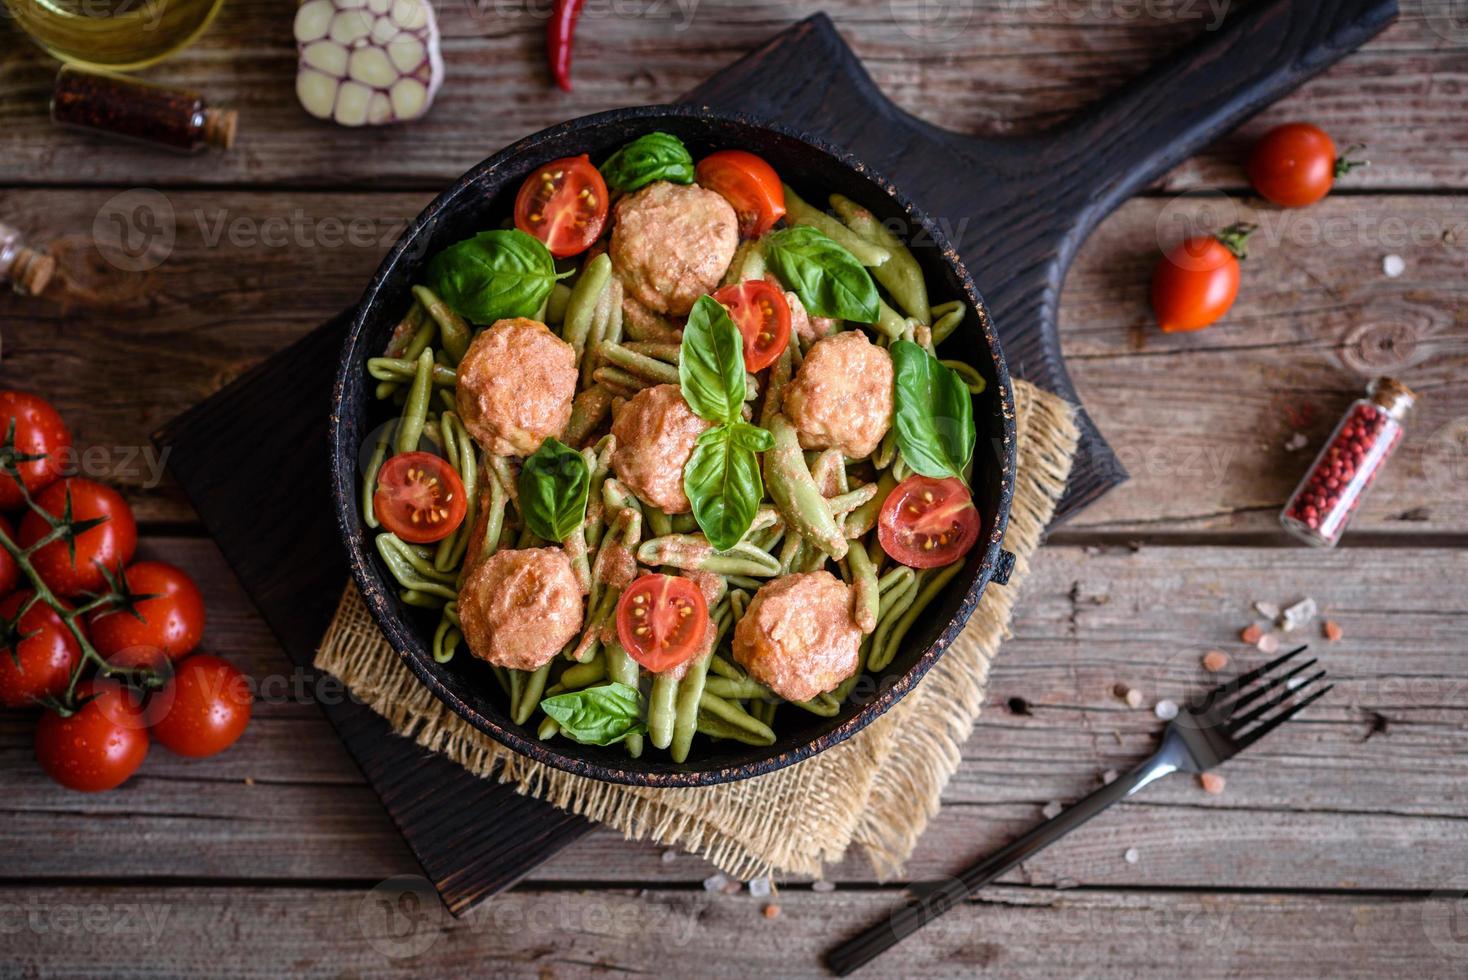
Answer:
xmin=1 ymin=189 xmax=1463 ymax=532
xmin=4 ymin=541 xmax=1463 ymax=890
xmin=4 ymin=885 xmax=1464 ymax=977
xmin=0 ymin=3 xmax=1463 ymax=189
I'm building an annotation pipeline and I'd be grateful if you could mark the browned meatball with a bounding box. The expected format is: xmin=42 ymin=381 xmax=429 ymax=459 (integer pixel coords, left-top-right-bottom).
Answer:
xmin=456 ymin=318 xmax=576 ymax=457
xmin=610 ymin=181 xmax=739 ymax=317
xmin=458 ymin=547 xmax=583 ymax=671
xmin=732 ymin=571 xmax=862 ymax=703
xmin=783 ymin=330 xmax=893 ymax=459
xmin=610 ymin=384 xmax=712 ymax=514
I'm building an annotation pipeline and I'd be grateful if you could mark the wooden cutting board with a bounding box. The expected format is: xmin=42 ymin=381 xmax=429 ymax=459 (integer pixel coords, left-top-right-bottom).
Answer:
xmin=154 ymin=0 xmax=1396 ymax=917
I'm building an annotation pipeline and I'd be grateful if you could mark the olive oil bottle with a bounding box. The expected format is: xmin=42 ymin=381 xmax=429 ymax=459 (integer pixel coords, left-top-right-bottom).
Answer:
xmin=2 ymin=0 xmax=225 ymax=71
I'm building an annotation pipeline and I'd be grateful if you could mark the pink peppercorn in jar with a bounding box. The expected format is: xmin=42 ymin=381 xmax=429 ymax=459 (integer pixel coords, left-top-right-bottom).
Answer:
xmin=1281 ymin=377 xmax=1417 ymax=547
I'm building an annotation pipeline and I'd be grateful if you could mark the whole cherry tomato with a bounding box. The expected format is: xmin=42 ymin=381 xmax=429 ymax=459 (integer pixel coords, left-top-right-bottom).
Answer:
xmin=19 ymin=478 xmax=138 ymax=597
xmin=149 ymin=654 xmax=252 ymax=758
xmin=0 ymin=590 xmax=81 ymax=708
xmin=1150 ymin=224 xmax=1254 ymax=334
xmin=514 ymin=154 xmax=609 ymax=258
xmin=0 ymin=390 xmax=71 ymax=510
xmin=0 ymin=513 xmax=19 ymax=596
xmin=35 ymin=679 xmax=150 ymax=792
xmin=88 ymin=561 xmax=207 ymax=663
xmin=1247 ymin=123 xmax=1364 ymax=208
xmin=877 ymin=475 xmax=982 ymax=570
xmin=696 ymin=150 xmax=786 ymax=239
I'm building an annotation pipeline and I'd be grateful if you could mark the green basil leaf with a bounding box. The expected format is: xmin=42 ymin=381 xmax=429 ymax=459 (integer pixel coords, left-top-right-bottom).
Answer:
xmin=518 ymin=437 xmax=590 ymax=542
xmin=764 ymin=225 xmax=880 ymax=323
xmin=684 ymin=422 xmax=768 ymax=552
xmin=890 ymin=340 xmax=975 ymax=482
xmin=539 ymin=682 xmax=647 ymax=746
xmin=679 ymin=295 xmax=747 ymax=425
xmin=426 ymin=229 xmax=558 ymax=324
xmin=599 ymin=132 xmax=696 ymax=192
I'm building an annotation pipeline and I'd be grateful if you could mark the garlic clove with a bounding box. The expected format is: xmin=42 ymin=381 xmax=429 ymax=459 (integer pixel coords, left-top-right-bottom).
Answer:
xmin=349 ymin=46 xmax=397 ymax=87
xmin=296 ymin=68 xmax=339 ymax=120
xmin=333 ymin=81 xmax=373 ymax=126
xmin=389 ymin=77 xmax=427 ymax=119
xmin=387 ymin=35 xmax=425 ymax=74
xmin=294 ymin=0 xmax=335 ymax=42
xmin=303 ymin=39 xmax=349 ymax=78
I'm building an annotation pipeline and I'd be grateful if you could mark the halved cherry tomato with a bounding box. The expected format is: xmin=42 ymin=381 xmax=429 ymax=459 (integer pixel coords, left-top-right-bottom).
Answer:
xmin=1150 ymin=225 xmax=1253 ymax=334
xmin=712 ymin=280 xmax=791 ymax=372
xmin=615 ymin=573 xmax=709 ymax=674
xmin=0 ymin=589 xmax=80 ymax=708
xmin=695 ymin=150 xmax=786 ymax=238
xmin=0 ymin=390 xmax=71 ymax=510
xmin=1247 ymin=123 xmax=1357 ymax=209
xmin=88 ymin=561 xmax=206 ymax=664
xmin=35 ymin=679 xmax=150 ymax=792
xmin=19 ymin=477 xmax=137 ymax=597
xmin=514 ymin=154 xmax=609 ymax=258
xmin=374 ymin=452 xmax=467 ymax=544
xmin=878 ymin=475 xmax=981 ymax=570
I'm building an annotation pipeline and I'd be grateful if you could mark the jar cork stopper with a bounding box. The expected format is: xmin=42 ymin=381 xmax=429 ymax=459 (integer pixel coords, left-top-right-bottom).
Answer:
xmin=1368 ymin=376 xmax=1416 ymax=421
xmin=10 ymin=247 xmax=56 ymax=297
xmin=203 ymin=108 xmax=238 ymax=150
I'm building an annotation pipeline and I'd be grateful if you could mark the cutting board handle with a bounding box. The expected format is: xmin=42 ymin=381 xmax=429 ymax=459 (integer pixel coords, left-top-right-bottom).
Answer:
xmin=1057 ymin=0 xmax=1400 ymax=240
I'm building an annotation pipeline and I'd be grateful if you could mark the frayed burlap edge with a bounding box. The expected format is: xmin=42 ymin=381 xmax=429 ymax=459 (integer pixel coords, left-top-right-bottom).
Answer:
xmin=315 ymin=379 xmax=1078 ymax=882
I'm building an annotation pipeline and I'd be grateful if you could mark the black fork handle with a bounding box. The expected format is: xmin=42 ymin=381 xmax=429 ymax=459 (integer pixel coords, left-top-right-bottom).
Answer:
xmin=825 ymin=754 xmax=1177 ymax=976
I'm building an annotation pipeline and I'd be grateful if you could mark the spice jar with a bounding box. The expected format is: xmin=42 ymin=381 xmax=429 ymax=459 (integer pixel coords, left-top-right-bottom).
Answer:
xmin=1280 ymin=377 xmax=1416 ymax=547
xmin=51 ymin=65 xmax=237 ymax=153
xmin=0 ymin=222 xmax=57 ymax=297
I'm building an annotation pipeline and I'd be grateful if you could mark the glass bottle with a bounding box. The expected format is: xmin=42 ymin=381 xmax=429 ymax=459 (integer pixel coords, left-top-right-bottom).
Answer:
xmin=1281 ymin=377 xmax=1416 ymax=547
xmin=1 ymin=0 xmax=226 ymax=71
xmin=51 ymin=66 xmax=237 ymax=153
xmin=0 ymin=223 xmax=57 ymax=297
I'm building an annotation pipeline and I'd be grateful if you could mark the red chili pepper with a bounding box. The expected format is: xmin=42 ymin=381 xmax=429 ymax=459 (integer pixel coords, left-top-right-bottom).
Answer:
xmin=548 ymin=0 xmax=586 ymax=92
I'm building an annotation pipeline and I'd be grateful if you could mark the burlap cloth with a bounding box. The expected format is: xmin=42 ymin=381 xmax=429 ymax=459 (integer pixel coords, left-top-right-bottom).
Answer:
xmin=315 ymin=379 xmax=1078 ymax=881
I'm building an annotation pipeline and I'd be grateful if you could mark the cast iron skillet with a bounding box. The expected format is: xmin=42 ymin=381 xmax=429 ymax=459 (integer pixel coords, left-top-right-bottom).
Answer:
xmin=330 ymin=105 xmax=1017 ymax=787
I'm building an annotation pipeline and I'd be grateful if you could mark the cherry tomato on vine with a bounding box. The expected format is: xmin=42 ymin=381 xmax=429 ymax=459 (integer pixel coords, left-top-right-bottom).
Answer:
xmin=35 ymin=679 xmax=150 ymax=792
xmin=1247 ymin=123 xmax=1363 ymax=209
xmin=149 ymin=654 xmax=252 ymax=758
xmin=374 ymin=452 xmax=467 ymax=544
xmin=712 ymin=280 xmax=791 ymax=372
xmin=878 ymin=475 xmax=982 ymax=570
xmin=696 ymin=150 xmax=786 ymax=239
xmin=19 ymin=478 xmax=137 ymax=597
xmin=88 ymin=561 xmax=206 ymax=664
xmin=1150 ymin=224 xmax=1254 ymax=334
xmin=615 ymin=574 xmax=709 ymax=674
xmin=0 ymin=391 xmax=71 ymax=510
xmin=514 ymin=154 xmax=609 ymax=258
xmin=0 ymin=589 xmax=81 ymax=708
xmin=0 ymin=514 xmax=19 ymax=596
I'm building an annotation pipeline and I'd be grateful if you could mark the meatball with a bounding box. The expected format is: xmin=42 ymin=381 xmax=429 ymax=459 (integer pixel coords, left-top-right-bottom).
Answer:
xmin=783 ymin=329 xmax=893 ymax=459
xmin=611 ymin=181 xmax=739 ymax=317
xmin=458 ymin=547 xmax=583 ymax=671
xmin=456 ymin=318 xmax=576 ymax=457
xmin=610 ymin=384 xmax=712 ymax=514
xmin=784 ymin=288 xmax=839 ymax=345
xmin=732 ymin=571 xmax=862 ymax=703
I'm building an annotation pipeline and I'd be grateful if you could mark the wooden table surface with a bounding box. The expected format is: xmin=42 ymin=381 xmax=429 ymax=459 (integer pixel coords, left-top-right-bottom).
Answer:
xmin=3 ymin=1 xmax=1467 ymax=975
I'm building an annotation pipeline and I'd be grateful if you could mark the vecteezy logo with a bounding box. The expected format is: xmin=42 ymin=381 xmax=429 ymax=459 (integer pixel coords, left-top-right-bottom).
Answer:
xmin=357 ymin=875 xmax=447 ymax=959
xmin=1424 ymin=882 xmax=1468 ymax=960
xmin=1418 ymin=0 xmax=1468 ymax=44
xmin=1152 ymin=189 xmax=1246 ymax=271
xmin=891 ymin=0 xmax=975 ymax=43
xmin=92 ymin=189 xmax=176 ymax=272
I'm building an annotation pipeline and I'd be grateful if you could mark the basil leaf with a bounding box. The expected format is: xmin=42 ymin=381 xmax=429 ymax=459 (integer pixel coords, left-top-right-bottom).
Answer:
xmin=539 ymin=682 xmax=647 ymax=746
xmin=518 ymin=437 xmax=590 ymax=542
xmin=765 ymin=225 xmax=880 ymax=323
xmin=890 ymin=340 xmax=975 ymax=482
xmin=679 ymin=295 xmax=746 ymax=425
xmin=599 ymin=132 xmax=696 ymax=192
xmin=426 ymin=229 xmax=559 ymax=324
xmin=684 ymin=422 xmax=768 ymax=552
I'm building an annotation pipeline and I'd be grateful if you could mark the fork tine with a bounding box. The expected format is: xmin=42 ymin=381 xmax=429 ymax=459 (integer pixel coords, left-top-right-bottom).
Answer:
xmin=1232 ymin=683 xmax=1333 ymax=753
xmin=1224 ymin=657 xmax=1319 ymax=718
xmin=1229 ymin=669 xmax=1327 ymax=733
xmin=1191 ymin=645 xmax=1308 ymax=711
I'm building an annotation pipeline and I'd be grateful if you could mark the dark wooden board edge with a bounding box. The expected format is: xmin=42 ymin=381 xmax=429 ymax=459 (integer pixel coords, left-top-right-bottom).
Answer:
xmin=152 ymin=315 xmax=592 ymax=917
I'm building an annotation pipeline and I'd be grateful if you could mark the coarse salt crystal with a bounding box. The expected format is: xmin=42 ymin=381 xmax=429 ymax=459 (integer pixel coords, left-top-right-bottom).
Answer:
xmin=1240 ymin=624 xmax=1264 ymax=645
xmin=661 ymin=850 xmax=678 ymax=864
xmin=1101 ymin=769 xmax=1119 ymax=785
xmin=1281 ymin=597 xmax=1318 ymax=632
xmin=1042 ymin=801 xmax=1063 ymax=819
xmin=812 ymin=880 xmax=836 ymax=893
xmin=1154 ymin=699 xmax=1179 ymax=721
xmin=748 ymin=877 xmax=772 ymax=899
xmin=1124 ymin=848 xmax=1140 ymax=864
xmin=1202 ymin=650 xmax=1229 ymax=672
xmin=1283 ymin=433 xmax=1308 ymax=452
xmin=1383 ymin=254 xmax=1405 ymax=277
xmin=1323 ymin=620 xmax=1343 ymax=642
xmin=1199 ymin=772 xmax=1226 ymax=794
xmin=1253 ymin=601 xmax=1281 ymax=620
xmin=1257 ymin=633 xmax=1280 ymax=654
xmin=762 ymin=904 xmax=781 ymax=919
xmin=703 ymin=873 xmax=730 ymax=893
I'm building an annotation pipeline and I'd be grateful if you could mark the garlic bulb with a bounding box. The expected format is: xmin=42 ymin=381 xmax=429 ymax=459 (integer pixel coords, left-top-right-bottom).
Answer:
xmin=294 ymin=0 xmax=444 ymax=127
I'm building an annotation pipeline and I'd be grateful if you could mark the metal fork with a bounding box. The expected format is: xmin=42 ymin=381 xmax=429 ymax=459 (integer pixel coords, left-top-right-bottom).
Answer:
xmin=825 ymin=645 xmax=1331 ymax=976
